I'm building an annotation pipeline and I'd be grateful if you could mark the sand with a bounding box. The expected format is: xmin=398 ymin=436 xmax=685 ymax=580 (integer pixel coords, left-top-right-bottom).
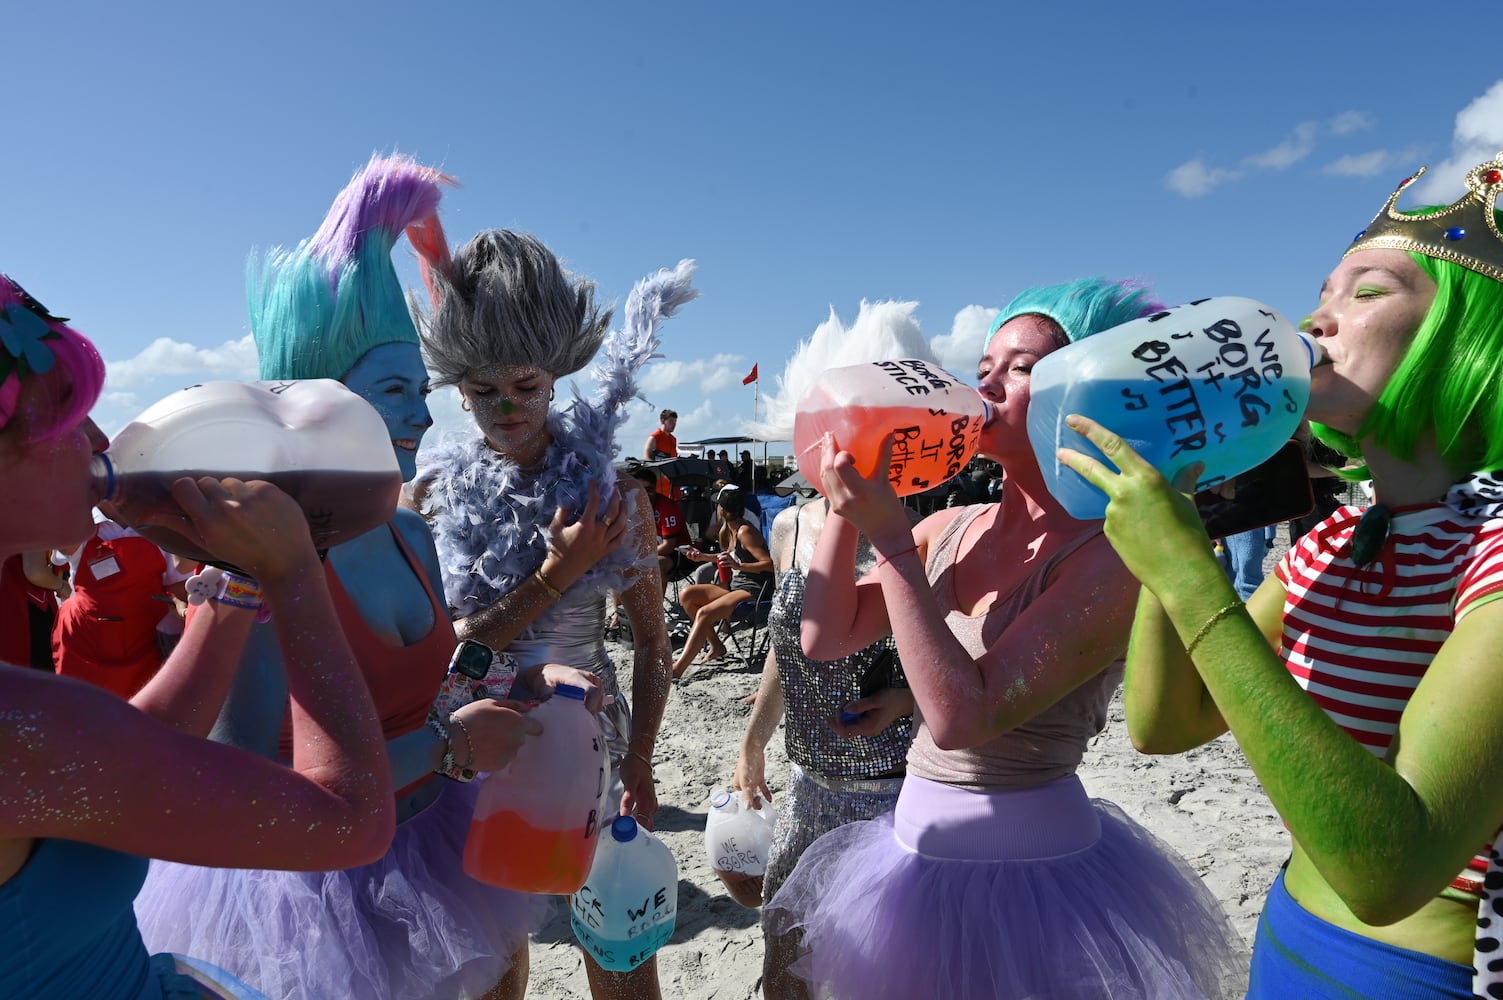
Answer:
xmin=521 ymin=545 xmax=1292 ymax=998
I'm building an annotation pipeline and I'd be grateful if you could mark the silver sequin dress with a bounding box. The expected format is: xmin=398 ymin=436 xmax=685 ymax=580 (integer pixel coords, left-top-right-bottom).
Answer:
xmin=761 ymin=564 xmax=911 ymax=903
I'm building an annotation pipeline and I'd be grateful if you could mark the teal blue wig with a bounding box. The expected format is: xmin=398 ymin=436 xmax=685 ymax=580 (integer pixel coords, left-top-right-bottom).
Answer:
xmin=988 ymin=277 xmax=1163 ymax=348
xmin=251 ymin=154 xmax=452 ymax=381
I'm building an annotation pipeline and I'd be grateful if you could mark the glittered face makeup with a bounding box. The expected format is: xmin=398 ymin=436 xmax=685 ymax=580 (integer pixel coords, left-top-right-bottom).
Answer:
xmin=460 ymin=365 xmax=557 ymax=461
xmin=343 ymin=343 xmax=433 ymax=482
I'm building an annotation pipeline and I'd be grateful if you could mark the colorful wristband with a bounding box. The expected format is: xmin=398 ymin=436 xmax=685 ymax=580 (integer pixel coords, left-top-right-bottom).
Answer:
xmin=185 ymin=566 xmax=271 ymax=623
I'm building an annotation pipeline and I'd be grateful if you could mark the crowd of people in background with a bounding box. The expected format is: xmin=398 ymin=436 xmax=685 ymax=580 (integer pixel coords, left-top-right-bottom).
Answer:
xmin=5 ymin=146 xmax=1503 ymax=1000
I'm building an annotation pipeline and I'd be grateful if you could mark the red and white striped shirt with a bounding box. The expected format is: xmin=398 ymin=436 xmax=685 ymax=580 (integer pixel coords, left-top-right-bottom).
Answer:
xmin=1276 ymin=503 xmax=1503 ymax=756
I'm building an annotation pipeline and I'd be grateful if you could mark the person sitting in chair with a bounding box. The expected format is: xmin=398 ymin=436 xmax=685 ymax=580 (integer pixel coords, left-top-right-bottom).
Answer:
xmin=672 ymin=485 xmax=773 ymax=679
xmin=631 ymin=468 xmax=695 ymax=594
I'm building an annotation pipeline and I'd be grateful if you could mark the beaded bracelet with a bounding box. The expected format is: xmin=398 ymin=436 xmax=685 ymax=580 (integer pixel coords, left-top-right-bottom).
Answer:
xmin=1184 ymin=601 xmax=1243 ymax=657
xmin=448 ymin=713 xmax=476 ymax=781
xmin=428 ymin=716 xmax=456 ymax=777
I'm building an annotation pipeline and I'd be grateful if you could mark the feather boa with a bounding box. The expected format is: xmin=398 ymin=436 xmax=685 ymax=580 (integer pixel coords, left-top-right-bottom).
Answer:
xmin=420 ymin=260 xmax=697 ymax=612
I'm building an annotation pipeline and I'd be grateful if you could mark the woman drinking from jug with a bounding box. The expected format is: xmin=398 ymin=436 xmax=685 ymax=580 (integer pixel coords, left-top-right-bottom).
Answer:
xmin=770 ymin=278 xmax=1246 ymax=999
xmin=0 ymin=270 xmax=394 ymax=998
xmin=135 ymin=156 xmax=566 ymax=1000
xmin=411 ymin=230 xmax=693 ymax=1000
xmin=1058 ymin=154 xmax=1503 ymax=999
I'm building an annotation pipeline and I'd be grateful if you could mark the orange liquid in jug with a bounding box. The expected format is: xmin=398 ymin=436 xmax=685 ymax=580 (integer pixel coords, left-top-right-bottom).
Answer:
xmin=794 ymin=404 xmax=985 ymax=498
xmin=463 ymin=809 xmax=599 ymax=894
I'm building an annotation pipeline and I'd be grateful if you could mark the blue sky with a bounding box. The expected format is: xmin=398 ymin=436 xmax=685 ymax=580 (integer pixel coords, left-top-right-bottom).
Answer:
xmin=5 ymin=1 xmax=1502 ymax=461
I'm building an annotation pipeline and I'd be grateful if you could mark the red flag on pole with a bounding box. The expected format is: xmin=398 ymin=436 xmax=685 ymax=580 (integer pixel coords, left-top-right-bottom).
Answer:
xmin=742 ymin=363 xmax=759 ymax=385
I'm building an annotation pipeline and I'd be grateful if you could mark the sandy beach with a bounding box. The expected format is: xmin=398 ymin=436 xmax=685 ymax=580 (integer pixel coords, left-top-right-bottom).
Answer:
xmin=522 ymin=541 xmax=1292 ymax=998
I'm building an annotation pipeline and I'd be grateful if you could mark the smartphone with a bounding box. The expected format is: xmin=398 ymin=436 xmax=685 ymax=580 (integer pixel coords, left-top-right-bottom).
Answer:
xmin=429 ymin=639 xmax=519 ymax=780
xmin=1195 ymin=441 xmax=1315 ymax=539
xmin=840 ymin=645 xmax=898 ymax=724
xmin=451 ymin=638 xmax=493 ymax=680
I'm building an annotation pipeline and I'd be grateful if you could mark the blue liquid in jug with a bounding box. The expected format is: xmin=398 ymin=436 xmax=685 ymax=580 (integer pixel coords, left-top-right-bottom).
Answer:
xmin=1026 ymin=378 xmax=1304 ymax=521
xmin=571 ymin=920 xmax=675 ymax=973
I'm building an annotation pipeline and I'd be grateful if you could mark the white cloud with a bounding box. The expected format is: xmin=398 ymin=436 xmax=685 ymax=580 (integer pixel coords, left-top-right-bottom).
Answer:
xmin=99 ymin=390 xmax=139 ymax=410
xmin=930 ymin=304 xmax=1000 ymax=375
xmin=1410 ymin=79 xmax=1503 ymax=203
xmin=1244 ymin=122 xmax=1319 ymax=170
xmin=105 ymin=335 xmax=258 ymax=389
xmin=1328 ymin=111 xmax=1374 ymax=136
xmin=1320 ymin=150 xmax=1392 ymax=177
xmin=1320 ymin=145 xmax=1426 ymax=179
xmin=1166 ymin=112 xmax=1384 ymax=198
xmin=1164 ymin=159 xmax=1244 ymax=198
xmin=637 ymin=353 xmax=749 ymax=394
xmin=746 ymin=300 xmax=940 ymax=442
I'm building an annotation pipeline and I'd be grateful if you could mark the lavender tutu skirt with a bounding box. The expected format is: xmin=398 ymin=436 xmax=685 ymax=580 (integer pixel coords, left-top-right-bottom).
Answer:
xmin=134 ymin=780 xmax=548 ymax=1000
xmin=764 ymin=774 xmax=1248 ymax=999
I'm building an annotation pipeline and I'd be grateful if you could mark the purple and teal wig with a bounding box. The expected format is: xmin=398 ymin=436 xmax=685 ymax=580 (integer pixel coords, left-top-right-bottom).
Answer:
xmin=250 ymin=154 xmax=453 ymax=382
xmin=988 ymin=277 xmax=1163 ymax=349
xmin=0 ymin=274 xmax=106 ymax=441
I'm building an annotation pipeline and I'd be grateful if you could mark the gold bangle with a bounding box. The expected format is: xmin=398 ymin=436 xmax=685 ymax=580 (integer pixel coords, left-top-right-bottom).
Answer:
xmin=625 ymin=749 xmax=653 ymax=770
xmin=534 ymin=567 xmax=563 ymax=600
xmin=1184 ymin=601 xmax=1243 ymax=657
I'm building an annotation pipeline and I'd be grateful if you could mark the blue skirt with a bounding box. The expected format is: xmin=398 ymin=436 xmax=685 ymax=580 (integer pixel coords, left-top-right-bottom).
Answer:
xmin=1248 ymin=868 xmax=1471 ymax=999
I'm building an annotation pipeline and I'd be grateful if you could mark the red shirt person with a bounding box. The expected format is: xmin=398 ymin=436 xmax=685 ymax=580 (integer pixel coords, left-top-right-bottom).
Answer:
xmin=632 ymin=468 xmax=694 ymax=590
xmin=54 ymin=511 xmax=189 ymax=699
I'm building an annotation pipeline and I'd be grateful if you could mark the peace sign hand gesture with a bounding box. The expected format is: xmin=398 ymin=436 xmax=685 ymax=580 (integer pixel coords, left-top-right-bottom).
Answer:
xmin=1054 ymin=414 xmax=1215 ymax=594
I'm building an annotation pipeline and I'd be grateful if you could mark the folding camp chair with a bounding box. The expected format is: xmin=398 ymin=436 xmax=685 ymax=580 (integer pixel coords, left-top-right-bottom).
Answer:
xmin=720 ymin=596 xmax=774 ymax=665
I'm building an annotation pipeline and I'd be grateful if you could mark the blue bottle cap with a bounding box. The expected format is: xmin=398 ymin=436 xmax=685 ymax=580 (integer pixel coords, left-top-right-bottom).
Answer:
xmin=610 ymin=815 xmax=639 ymax=842
xmin=555 ymin=683 xmax=588 ymax=701
xmin=711 ymin=790 xmax=732 ymax=809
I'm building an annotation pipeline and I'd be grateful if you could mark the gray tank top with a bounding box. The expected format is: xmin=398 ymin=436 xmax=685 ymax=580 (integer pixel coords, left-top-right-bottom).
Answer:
xmin=905 ymin=505 xmax=1122 ymax=790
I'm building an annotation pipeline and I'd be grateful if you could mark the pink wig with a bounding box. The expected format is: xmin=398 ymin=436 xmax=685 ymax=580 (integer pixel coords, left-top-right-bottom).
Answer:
xmin=0 ymin=274 xmax=106 ymax=441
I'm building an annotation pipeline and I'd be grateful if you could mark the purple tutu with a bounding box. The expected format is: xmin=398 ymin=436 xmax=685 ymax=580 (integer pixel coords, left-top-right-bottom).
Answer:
xmin=764 ymin=774 xmax=1248 ymax=999
xmin=134 ymin=780 xmax=548 ymax=1000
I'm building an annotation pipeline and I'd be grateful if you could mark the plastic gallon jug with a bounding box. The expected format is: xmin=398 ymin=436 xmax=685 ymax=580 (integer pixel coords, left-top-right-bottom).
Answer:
xmin=704 ymin=789 xmax=778 ymax=908
xmin=464 ymin=684 xmax=609 ymax=893
xmin=570 ymin=815 xmax=678 ymax=972
xmin=94 ymin=380 xmax=402 ymax=563
xmin=793 ymin=359 xmax=991 ymax=497
xmin=1025 ymin=297 xmax=1324 ymax=520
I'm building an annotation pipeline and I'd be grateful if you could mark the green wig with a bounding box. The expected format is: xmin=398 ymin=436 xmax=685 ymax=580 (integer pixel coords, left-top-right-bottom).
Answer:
xmin=1311 ymin=206 xmax=1503 ymax=479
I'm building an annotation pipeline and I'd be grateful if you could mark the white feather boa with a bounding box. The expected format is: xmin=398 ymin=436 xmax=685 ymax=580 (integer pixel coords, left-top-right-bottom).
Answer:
xmin=419 ymin=260 xmax=697 ymax=613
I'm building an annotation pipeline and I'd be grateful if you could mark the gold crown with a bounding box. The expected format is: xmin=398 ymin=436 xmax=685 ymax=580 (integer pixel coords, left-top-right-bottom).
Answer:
xmin=1344 ymin=151 xmax=1503 ymax=283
